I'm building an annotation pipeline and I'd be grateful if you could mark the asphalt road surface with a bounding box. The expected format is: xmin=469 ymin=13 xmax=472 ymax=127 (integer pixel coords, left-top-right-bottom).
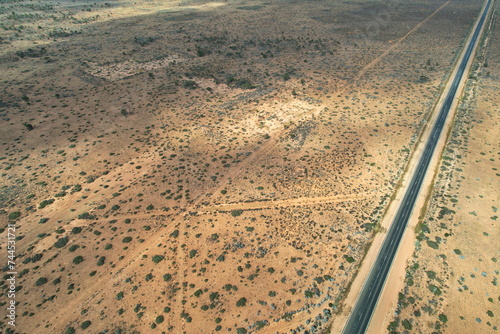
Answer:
xmin=342 ymin=0 xmax=492 ymax=333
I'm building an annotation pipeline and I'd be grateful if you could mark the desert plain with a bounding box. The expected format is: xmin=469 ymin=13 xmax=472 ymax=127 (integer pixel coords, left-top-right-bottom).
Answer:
xmin=0 ymin=0 xmax=497 ymax=333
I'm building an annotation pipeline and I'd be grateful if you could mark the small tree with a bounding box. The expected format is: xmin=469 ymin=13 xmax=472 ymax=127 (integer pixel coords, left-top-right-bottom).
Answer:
xmin=96 ymin=256 xmax=106 ymax=266
xmin=182 ymin=80 xmax=198 ymax=89
xmin=231 ymin=210 xmax=243 ymax=217
xmin=236 ymin=297 xmax=247 ymax=307
xmin=22 ymin=123 xmax=34 ymax=131
xmin=35 ymin=277 xmax=48 ymax=286
xmin=81 ymin=320 xmax=91 ymax=329
xmin=8 ymin=212 xmax=21 ymax=220
xmin=419 ymin=75 xmax=430 ymax=83
xmin=54 ymin=237 xmax=69 ymax=248
xmin=152 ymin=255 xmax=164 ymax=263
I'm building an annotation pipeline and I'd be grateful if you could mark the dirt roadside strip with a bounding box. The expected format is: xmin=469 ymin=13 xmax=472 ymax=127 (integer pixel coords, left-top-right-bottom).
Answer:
xmin=370 ymin=1 xmax=495 ymax=331
xmin=327 ymin=0 xmax=495 ymax=332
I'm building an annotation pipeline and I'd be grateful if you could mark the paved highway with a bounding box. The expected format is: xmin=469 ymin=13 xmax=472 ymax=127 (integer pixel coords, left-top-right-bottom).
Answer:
xmin=342 ymin=0 xmax=492 ymax=333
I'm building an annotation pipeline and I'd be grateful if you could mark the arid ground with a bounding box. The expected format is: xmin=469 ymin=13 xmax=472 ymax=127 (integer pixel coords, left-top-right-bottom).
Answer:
xmin=0 ymin=0 xmax=494 ymax=333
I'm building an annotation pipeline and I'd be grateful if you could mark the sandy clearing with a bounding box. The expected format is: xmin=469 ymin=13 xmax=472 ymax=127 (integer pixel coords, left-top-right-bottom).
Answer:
xmin=85 ymin=55 xmax=186 ymax=81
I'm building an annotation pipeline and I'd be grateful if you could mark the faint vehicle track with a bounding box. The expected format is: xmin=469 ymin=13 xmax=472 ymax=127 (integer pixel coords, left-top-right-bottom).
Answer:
xmin=197 ymin=193 xmax=370 ymax=213
xmin=77 ymin=193 xmax=369 ymax=222
xmin=341 ymin=0 xmax=451 ymax=92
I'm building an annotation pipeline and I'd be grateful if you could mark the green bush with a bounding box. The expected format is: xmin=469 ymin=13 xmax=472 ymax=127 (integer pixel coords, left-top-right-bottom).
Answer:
xmin=226 ymin=76 xmax=254 ymax=89
xmin=73 ymin=256 xmax=84 ymax=265
xmin=81 ymin=320 xmax=91 ymax=329
xmin=8 ymin=212 xmax=21 ymax=220
xmin=437 ymin=206 xmax=455 ymax=219
xmin=304 ymin=290 xmax=314 ymax=298
xmin=428 ymin=284 xmax=442 ymax=296
xmin=71 ymin=184 xmax=82 ymax=193
xmin=39 ymin=199 xmax=55 ymax=209
xmin=122 ymin=237 xmax=132 ymax=243
xmin=231 ymin=210 xmax=243 ymax=217
xmin=195 ymin=46 xmax=210 ymax=57
xmin=69 ymin=245 xmax=79 ymax=252
xmin=134 ymin=36 xmax=157 ymax=46
xmin=427 ymin=240 xmax=439 ymax=249
xmin=387 ymin=320 xmax=398 ymax=331
xmin=78 ymin=212 xmax=96 ymax=220
xmin=419 ymin=75 xmax=430 ymax=83
xmin=236 ymin=297 xmax=247 ymax=307
xmin=54 ymin=237 xmax=69 ymax=248
xmin=402 ymin=319 xmax=412 ymax=330
xmin=71 ymin=227 xmax=83 ymax=234
xmin=210 ymin=292 xmax=219 ymax=302
xmin=35 ymin=277 xmax=48 ymax=286
xmin=426 ymin=271 xmax=437 ymax=279
xmin=31 ymin=253 xmax=43 ymax=262
xmin=152 ymin=255 xmax=164 ymax=263
xmin=97 ymin=256 xmax=106 ymax=266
